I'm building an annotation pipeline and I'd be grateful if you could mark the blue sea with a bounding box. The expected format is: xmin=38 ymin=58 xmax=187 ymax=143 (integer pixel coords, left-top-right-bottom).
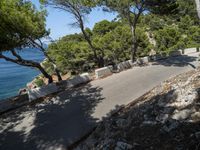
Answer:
xmin=0 ymin=48 xmax=44 ymax=100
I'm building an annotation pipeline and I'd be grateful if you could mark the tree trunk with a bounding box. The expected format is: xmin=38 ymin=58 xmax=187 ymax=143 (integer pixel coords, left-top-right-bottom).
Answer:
xmin=37 ymin=64 xmax=53 ymax=84
xmin=130 ymin=24 xmax=137 ymax=62
xmin=195 ymin=0 xmax=200 ymax=19
xmin=53 ymin=63 xmax=62 ymax=81
xmin=0 ymin=53 xmax=53 ymax=84
xmin=30 ymin=38 xmax=63 ymax=81
xmin=44 ymin=53 xmax=63 ymax=81
xmin=79 ymin=17 xmax=104 ymax=67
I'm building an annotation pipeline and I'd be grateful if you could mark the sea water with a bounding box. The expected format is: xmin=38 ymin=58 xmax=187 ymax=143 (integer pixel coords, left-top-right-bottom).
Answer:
xmin=0 ymin=48 xmax=44 ymax=100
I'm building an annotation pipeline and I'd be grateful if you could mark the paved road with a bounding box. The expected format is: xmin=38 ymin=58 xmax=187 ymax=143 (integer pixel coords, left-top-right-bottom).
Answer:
xmin=0 ymin=53 xmax=199 ymax=150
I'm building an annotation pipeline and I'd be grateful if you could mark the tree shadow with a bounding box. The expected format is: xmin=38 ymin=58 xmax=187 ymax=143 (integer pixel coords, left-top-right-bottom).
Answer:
xmin=0 ymin=83 xmax=104 ymax=150
xmin=83 ymin=86 xmax=200 ymax=149
xmin=151 ymin=55 xmax=198 ymax=68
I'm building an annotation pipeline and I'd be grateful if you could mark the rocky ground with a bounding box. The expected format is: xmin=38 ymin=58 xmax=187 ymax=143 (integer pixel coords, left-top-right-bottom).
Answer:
xmin=76 ymin=67 xmax=200 ymax=150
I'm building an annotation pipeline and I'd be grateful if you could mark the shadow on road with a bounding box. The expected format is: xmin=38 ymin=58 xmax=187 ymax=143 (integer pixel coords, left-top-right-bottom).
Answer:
xmin=0 ymin=84 xmax=104 ymax=150
xmin=152 ymin=55 xmax=198 ymax=68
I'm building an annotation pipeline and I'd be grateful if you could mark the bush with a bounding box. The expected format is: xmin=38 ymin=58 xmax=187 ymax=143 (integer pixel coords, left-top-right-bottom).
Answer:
xmin=34 ymin=78 xmax=45 ymax=87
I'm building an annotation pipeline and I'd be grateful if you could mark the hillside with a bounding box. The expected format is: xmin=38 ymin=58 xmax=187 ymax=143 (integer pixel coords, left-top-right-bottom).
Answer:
xmin=77 ymin=67 xmax=200 ymax=150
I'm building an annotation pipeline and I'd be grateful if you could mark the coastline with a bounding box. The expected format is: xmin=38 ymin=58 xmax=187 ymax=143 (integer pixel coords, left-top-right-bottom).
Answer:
xmin=0 ymin=48 xmax=44 ymax=100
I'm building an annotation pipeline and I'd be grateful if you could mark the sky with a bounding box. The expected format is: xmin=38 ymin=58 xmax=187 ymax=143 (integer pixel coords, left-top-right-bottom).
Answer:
xmin=31 ymin=0 xmax=117 ymax=40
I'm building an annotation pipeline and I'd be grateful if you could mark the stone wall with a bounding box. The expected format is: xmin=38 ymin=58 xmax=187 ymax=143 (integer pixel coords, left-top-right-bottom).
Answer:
xmin=67 ymin=73 xmax=91 ymax=88
xmin=28 ymin=73 xmax=91 ymax=101
xmin=0 ymin=94 xmax=29 ymax=114
xmin=184 ymin=48 xmax=197 ymax=54
xmin=28 ymin=83 xmax=60 ymax=101
xmin=95 ymin=66 xmax=113 ymax=79
xmin=117 ymin=61 xmax=132 ymax=72
xmin=169 ymin=50 xmax=182 ymax=57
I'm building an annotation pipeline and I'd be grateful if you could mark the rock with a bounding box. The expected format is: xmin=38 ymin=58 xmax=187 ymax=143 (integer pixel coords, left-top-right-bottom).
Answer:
xmin=18 ymin=88 xmax=27 ymax=95
xmin=162 ymin=107 xmax=175 ymax=114
xmin=27 ymin=82 xmax=37 ymax=89
xmin=191 ymin=112 xmax=200 ymax=121
xmin=115 ymin=141 xmax=133 ymax=150
xmin=162 ymin=120 xmax=179 ymax=132
xmin=195 ymin=132 xmax=200 ymax=138
xmin=116 ymin=119 xmax=128 ymax=128
xmin=156 ymin=114 xmax=169 ymax=123
xmin=142 ymin=120 xmax=157 ymax=126
xmin=172 ymin=109 xmax=192 ymax=120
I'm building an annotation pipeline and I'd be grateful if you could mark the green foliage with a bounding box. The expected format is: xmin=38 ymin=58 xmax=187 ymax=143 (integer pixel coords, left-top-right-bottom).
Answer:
xmin=0 ymin=0 xmax=48 ymax=52
xmin=186 ymin=26 xmax=200 ymax=48
xmin=46 ymin=20 xmax=152 ymax=73
xmin=136 ymin=28 xmax=152 ymax=57
xmin=93 ymin=20 xmax=118 ymax=35
xmin=34 ymin=77 xmax=45 ymax=87
xmin=93 ymin=24 xmax=132 ymax=64
xmin=47 ymin=34 xmax=94 ymax=74
xmin=178 ymin=15 xmax=194 ymax=32
xmin=176 ymin=0 xmax=199 ymax=23
xmin=154 ymin=26 xmax=182 ymax=52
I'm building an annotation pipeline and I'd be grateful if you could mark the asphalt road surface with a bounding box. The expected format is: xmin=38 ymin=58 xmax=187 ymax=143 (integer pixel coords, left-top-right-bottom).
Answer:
xmin=0 ymin=53 xmax=199 ymax=150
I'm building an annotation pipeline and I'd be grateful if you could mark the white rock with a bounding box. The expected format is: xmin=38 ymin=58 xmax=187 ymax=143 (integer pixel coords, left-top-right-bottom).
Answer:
xmin=172 ymin=109 xmax=193 ymax=120
xmin=115 ymin=141 xmax=133 ymax=150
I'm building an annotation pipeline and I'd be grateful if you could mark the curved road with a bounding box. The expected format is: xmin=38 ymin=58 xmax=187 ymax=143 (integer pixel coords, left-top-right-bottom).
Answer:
xmin=0 ymin=53 xmax=199 ymax=150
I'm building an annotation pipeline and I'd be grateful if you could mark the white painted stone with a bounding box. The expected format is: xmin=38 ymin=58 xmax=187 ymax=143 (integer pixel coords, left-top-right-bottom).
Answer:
xmin=117 ymin=63 xmax=124 ymax=71
xmin=95 ymin=66 xmax=113 ymax=79
xmin=137 ymin=56 xmax=149 ymax=64
xmin=67 ymin=73 xmax=91 ymax=87
xmin=141 ymin=56 xmax=149 ymax=63
xmin=184 ymin=48 xmax=197 ymax=54
xmin=27 ymin=73 xmax=91 ymax=101
xmin=117 ymin=61 xmax=132 ymax=71
xmin=28 ymin=83 xmax=59 ymax=101
xmin=128 ymin=60 xmax=134 ymax=67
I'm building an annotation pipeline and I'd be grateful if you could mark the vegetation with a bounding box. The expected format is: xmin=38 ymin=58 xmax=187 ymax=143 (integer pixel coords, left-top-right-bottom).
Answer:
xmin=34 ymin=77 xmax=45 ymax=87
xmin=43 ymin=0 xmax=199 ymax=75
xmin=40 ymin=0 xmax=106 ymax=67
xmin=0 ymin=0 xmax=55 ymax=83
xmin=1 ymin=0 xmax=200 ymax=82
xmin=0 ymin=0 xmax=63 ymax=83
xmin=98 ymin=0 xmax=178 ymax=62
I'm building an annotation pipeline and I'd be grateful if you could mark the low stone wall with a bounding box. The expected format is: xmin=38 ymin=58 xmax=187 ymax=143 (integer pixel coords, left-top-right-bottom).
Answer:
xmin=117 ymin=61 xmax=132 ymax=71
xmin=67 ymin=73 xmax=91 ymax=88
xmin=0 ymin=94 xmax=29 ymax=114
xmin=28 ymin=73 xmax=91 ymax=101
xmin=183 ymin=48 xmax=197 ymax=54
xmin=150 ymin=54 xmax=166 ymax=61
xmin=28 ymin=83 xmax=60 ymax=101
xmin=95 ymin=66 xmax=113 ymax=79
xmin=137 ymin=56 xmax=150 ymax=64
xmin=169 ymin=50 xmax=182 ymax=57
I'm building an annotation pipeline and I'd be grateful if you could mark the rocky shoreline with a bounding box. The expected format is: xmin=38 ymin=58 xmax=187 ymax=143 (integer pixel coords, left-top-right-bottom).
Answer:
xmin=76 ymin=67 xmax=200 ymax=150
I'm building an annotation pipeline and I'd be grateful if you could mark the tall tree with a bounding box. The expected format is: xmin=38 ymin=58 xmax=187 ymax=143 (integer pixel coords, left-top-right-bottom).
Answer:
xmin=99 ymin=0 xmax=178 ymax=62
xmin=195 ymin=0 xmax=200 ymax=19
xmin=0 ymin=0 xmax=54 ymax=83
xmin=41 ymin=0 xmax=105 ymax=67
xmin=30 ymin=38 xmax=63 ymax=81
